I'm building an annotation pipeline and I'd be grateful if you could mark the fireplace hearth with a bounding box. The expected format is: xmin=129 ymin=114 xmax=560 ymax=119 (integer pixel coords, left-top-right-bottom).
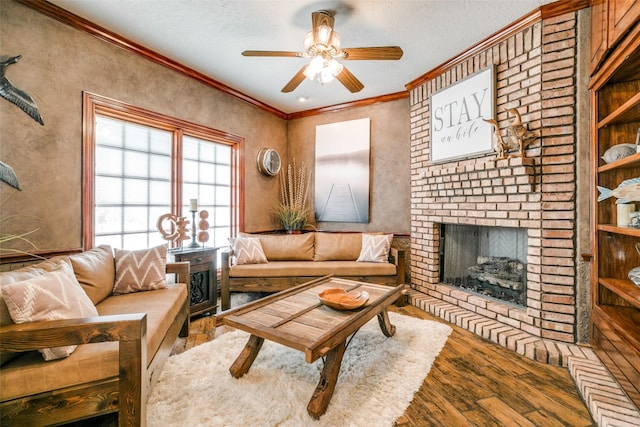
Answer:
xmin=440 ymin=224 xmax=527 ymax=306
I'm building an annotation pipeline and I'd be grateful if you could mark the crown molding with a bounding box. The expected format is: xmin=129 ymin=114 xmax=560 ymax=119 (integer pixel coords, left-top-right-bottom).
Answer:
xmin=405 ymin=0 xmax=590 ymax=90
xmin=286 ymin=91 xmax=409 ymax=120
xmin=16 ymin=0 xmax=289 ymax=119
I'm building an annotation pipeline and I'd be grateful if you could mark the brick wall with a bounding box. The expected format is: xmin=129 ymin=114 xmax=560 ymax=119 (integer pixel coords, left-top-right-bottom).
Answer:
xmin=410 ymin=12 xmax=578 ymax=343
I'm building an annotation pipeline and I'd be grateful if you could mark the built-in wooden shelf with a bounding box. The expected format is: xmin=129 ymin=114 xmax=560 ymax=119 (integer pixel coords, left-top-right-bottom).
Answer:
xmin=597 ymin=224 xmax=640 ymax=237
xmin=599 ymin=277 xmax=640 ymax=307
xmin=598 ymin=152 xmax=640 ymax=173
xmin=598 ymin=92 xmax=640 ymax=128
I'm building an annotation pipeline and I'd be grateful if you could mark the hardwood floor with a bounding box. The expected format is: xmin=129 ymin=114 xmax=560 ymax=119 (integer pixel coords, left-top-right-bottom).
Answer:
xmin=175 ymin=303 xmax=595 ymax=426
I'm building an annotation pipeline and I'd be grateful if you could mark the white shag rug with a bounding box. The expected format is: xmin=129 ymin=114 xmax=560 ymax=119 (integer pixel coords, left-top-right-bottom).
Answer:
xmin=148 ymin=312 xmax=452 ymax=427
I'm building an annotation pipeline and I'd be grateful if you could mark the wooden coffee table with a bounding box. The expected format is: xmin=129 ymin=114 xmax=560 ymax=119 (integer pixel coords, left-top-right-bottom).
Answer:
xmin=215 ymin=276 xmax=405 ymax=419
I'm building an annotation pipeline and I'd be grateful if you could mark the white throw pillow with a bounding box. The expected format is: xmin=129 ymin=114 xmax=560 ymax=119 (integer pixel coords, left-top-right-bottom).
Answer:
xmin=357 ymin=234 xmax=394 ymax=263
xmin=1 ymin=261 xmax=99 ymax=361
xmin=230 ymin=237 xmax=268 ymax=265
xmin=113 ymin=244 xmax=168 ymax=294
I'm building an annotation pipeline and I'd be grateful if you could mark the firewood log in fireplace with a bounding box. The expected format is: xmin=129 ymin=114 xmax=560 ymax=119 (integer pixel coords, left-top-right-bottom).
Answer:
xmin=467 ymin=256 xmax=525 ymax=291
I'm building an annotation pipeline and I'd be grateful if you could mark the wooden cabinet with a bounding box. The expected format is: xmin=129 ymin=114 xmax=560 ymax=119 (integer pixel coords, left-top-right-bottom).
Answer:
xmin=589 ymin=0 xmax=640 ymax=75
xmin=169 ymin=247 xmax=218 ymax=316
xmin=590 ymin=17 xmax=640 ymax=407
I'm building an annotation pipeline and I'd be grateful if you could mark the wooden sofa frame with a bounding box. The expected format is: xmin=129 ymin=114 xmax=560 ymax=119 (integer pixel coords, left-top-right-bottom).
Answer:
xmin=220 ymin=247 xmax=405 ymax=310
xmin=0 ymin=262 xmax=190 ymax=427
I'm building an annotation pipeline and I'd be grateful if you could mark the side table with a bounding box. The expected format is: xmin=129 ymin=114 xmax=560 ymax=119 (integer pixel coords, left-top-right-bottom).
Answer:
xmin=169 ymin=247 xmax=218 ymax=316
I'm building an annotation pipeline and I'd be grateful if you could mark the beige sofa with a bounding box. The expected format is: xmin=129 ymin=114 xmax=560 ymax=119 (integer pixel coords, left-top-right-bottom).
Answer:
xmin=220 ymin=232 xmax=405 ymax=310
xmin=0 ymin=246 xmax=190 ymax=427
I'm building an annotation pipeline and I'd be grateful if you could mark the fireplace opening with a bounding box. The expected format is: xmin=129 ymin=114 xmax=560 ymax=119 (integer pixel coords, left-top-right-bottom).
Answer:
xmin=440 ymin=224 xmax=527 ymax=306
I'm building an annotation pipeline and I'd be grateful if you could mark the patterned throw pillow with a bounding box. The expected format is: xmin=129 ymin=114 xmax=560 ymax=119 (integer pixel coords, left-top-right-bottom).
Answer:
xmin=357 ymin=234 xmax=394 ymax=263
xmin=230 ymin=237 xmax=268 ymax=265
xmin=113 ymin=244 xmax=168 ymax=294
xmin=1 ymin=261 xmax=99 ymax=361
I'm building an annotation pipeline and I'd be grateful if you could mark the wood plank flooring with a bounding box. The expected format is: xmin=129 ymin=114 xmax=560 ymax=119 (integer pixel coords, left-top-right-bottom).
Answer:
xmin=175 ymin=303 xmax=595 ymax=426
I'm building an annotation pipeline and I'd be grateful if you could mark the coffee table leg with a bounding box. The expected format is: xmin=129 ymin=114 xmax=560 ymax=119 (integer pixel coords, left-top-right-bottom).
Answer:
xmin=377 ymin=309 xmax=396 ymax=337
xmin=307 ymin=340 xmax=346 ymax=419
xmin=229 ymin=334 xmax=264 ymax=378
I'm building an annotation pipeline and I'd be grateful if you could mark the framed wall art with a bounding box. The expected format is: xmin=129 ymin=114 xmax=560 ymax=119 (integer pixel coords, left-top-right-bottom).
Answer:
xmin=430 ymin=65 xmax=495 ymax=163
xmin=315 ymin=118 xmax=370 ymax=223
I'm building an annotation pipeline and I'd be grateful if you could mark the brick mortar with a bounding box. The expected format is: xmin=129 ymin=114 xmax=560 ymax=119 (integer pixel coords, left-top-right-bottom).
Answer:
xmin=409 ymin=12 xmax=578 ymax=343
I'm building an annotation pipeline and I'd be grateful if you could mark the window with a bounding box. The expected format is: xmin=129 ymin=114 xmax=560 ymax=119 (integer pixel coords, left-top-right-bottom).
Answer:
xmin=83 ymin=92 xmax=243 ymax=251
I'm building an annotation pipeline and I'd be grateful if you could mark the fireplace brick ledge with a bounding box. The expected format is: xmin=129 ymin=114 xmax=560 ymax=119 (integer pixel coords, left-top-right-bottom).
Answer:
xmin=423 ymin=156 xmax=537 ymax=195
xmin=407 ymin=289 xmax=640 ymax=426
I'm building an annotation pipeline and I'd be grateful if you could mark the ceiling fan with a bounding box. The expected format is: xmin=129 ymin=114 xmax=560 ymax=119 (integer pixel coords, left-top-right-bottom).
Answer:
xmin=242 ymin=10 xmax=403 ymax=93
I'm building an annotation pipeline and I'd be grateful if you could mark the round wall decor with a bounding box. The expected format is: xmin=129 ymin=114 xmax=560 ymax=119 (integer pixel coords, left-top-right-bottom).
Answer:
xmin=257 ymin=148 xmax=281 ymax=176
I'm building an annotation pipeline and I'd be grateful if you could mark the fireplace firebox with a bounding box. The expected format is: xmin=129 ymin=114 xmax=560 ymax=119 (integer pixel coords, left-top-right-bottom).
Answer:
xmin=440 ymin=224 xmax=527 ymax=306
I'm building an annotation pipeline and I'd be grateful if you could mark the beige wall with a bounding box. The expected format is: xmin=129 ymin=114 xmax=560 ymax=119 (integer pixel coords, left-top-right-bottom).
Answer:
xmin=287 ymin=98 xmax=411 ymax=234
xmin=0 ymin=1 xmax=411 ymax=256
xmin=0 ymin=1 xmax=286 ymax=253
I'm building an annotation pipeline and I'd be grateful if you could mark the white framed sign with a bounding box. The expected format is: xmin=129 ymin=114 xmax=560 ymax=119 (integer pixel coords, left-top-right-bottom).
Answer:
xmin=430 ymin=65 xmax=495 ymax=163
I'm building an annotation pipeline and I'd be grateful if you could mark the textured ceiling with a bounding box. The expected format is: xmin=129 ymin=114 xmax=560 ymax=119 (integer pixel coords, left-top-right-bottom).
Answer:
xmin=48 ymin=0 xmax=556 ymax=114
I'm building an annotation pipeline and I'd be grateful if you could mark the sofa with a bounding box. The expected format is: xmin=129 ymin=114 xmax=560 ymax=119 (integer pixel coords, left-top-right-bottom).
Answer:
xmin=0 ymin=245 xmax=190 ymax=427
xmin=220 ymin=232 xmax=405 ymax=310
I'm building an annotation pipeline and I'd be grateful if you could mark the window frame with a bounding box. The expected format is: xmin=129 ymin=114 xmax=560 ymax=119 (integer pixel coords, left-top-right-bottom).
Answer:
xmin=82 ymin=92 xmax=244 ymax=249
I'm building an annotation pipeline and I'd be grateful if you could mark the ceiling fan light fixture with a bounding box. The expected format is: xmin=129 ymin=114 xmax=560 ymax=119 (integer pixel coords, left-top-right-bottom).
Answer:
xmin=329 ymin=32 xmax=341 ymax=52
xmin=314 ymin=24 xmax=333 ymax=46
xmin=320 ymin=66 xmax=334 ymax=83
xmin=303 ymin=31 xmax=314 ymax=51
xmin=245 ymin=10 xmax=401 ymax=94
xmin=328 ymin=58 xmax=343 ymax=76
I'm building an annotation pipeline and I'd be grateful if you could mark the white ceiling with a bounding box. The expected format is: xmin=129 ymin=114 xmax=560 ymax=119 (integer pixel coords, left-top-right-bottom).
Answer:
xmin=48 ymin=0 xmax=556 ymax=114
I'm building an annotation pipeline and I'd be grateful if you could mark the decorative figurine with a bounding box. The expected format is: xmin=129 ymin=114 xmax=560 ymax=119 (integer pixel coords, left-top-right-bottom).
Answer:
xmin=601 ymin=143 xmax=637 ymax=164
xmin=597 ymin=177 xmax=640 ymax=204
xmin=156 ymin=213 xmax=190 ymax=245
xmin=0 ymin=55 xmax=44 ymax=125
xmin=482 ymin=118 xmax=509 ymax=160
xmin=0 ymin=160 xmax=21 ymax=190
xmin=198 ymin=210 xmax=210 ymax=244
xmin=506 ymin=108 xmax=537 ymax=157
xmin=483 ymin=107 xmax=537 ymax=160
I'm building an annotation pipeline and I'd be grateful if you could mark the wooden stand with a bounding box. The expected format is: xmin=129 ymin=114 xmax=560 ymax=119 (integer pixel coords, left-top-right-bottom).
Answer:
xmin=170 ymin=247 xmax=218 ymax=316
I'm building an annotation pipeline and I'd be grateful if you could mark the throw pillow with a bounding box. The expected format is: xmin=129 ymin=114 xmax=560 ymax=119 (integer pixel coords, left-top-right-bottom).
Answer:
xmin=1 ymin=261 xmax=99 ymax=361
xmin=69 ymin=245 xmax=115 ymax=305
xmin=357 ymin=234 xmax=394 ymax=263
xmin=113 ymin=244 xmax=168 ymax=294
xmin=230 ymin=237 xmax=268 ymax=265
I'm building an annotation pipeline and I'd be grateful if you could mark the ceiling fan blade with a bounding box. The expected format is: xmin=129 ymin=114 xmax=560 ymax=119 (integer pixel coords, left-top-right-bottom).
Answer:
xmin=342 ymin=47 xmax=404 ymax=60
xmin=281 ymin=66 xmax=309 ymax=93
xmin=312 ymin=10 xmax=335 ymax=45
xmin=336 ymin=66 xmax=364 ymax=93
xmin=242 ymin=50 xmax=304 ymax=58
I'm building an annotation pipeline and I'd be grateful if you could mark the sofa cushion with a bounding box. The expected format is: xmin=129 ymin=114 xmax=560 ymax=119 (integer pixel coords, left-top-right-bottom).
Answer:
xmin=313 ymin=232 xmax=362 ymax=261
xmin=245 ymin=233 xmax=315 ymax=261
xmin=229 ymin=260 xmax=396 ymax=277
xmin=1 ymin=261 xmax=99 ymax=361
xmin=357 ymin=234 xmax=394 ymax=263
xmin=96 ymin=283 xmax=187 ymax=364
xmin=69 ymin=245 xmax=115 ymax=305
xmin=0 ymin=282 xmax=188 ymax=402
xmin=113 ymin=244 xmax=168 ymax=294
xmin=229 ymin=236 xmax=268 ymax=264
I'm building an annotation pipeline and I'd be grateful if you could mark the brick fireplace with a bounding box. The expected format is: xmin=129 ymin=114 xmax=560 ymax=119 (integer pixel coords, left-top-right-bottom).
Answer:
xmin=408 ymin=11 xmax=582 ymax=348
